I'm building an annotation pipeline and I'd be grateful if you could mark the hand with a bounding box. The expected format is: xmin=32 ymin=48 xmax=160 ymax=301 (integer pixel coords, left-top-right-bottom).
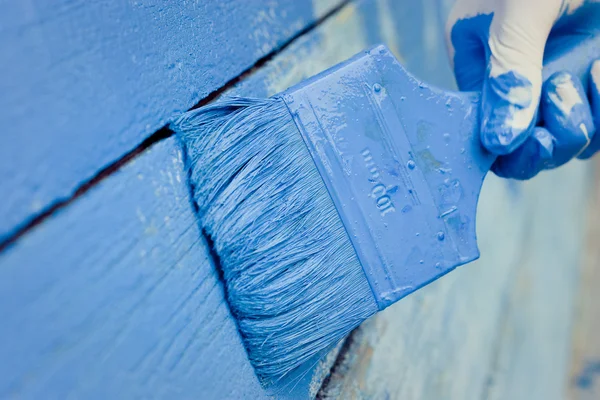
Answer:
xmin=446 ymin=0 xmax=600 ymax=179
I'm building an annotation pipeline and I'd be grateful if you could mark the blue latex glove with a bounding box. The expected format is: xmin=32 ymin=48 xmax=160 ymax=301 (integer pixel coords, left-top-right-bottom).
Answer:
xmin=446 ymin=0 xmax=600 ymax=179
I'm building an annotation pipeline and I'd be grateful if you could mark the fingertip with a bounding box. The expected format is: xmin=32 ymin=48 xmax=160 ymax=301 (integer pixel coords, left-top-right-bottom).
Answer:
xmin=481 ymin=125 xmax=532 ymax=155
xmin=481 ymin=70 xmax=537 ymax=155
xmin=543 ymin=71 xmax=592 ymax=129
xmin=491 ymin=127 xmax=554 ymax=180
xmin=542 ymin=71 xmax=595 ymax=164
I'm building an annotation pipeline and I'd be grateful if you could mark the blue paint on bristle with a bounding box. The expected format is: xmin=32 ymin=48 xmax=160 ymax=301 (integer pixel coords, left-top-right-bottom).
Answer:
xmin=173 ymin=97 xmax=378 ymax=385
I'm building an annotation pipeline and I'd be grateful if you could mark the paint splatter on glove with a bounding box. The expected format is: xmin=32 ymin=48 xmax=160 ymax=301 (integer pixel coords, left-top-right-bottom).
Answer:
xmin=446 ymin=0 xmax=600 ymax=179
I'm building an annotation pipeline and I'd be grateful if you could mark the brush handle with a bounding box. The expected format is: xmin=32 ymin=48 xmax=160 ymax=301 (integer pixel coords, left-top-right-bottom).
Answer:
xmin=399 ymin=33 xmax=600 ymax=304
xmin=283 ymin=37 xmax=599 ymax=310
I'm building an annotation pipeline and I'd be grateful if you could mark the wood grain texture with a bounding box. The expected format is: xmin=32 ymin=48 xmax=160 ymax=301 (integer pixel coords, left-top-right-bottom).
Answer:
xmin=0 ymin=139 xmax=267 ymax=399
xmin=566 ymin=159 xmax=600 ymax=400
xmin=0 ymin=134 xmax=343 ymax=400
xmin=482 ymin=168 xmax=591 ymax=400
xmin=5 ymin=0 xmax=591 ymax=398
xmin=0 ymin=0 xmax=446 ymax=398
xmin=0 ymin=0 xmax=342 ymax=242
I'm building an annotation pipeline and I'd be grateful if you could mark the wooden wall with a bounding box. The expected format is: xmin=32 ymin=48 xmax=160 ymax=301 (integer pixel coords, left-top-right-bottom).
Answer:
xmin=1 ymin=0 xmax=598 ymax=399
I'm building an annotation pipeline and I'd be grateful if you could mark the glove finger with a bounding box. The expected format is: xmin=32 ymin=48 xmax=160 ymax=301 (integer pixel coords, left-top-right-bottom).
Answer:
xmin=481 ymin=66 xmax=537 ymax=155
xmin=480 ymin=0 xmax=561 ymax=155
xmin=447 ymin=14 xmax=490 ymax=91
xmin=578 ymin=59 xmax=600 ymax=160
xmin=541 ymin=71 xmax=595 ymax=167
xmin=491 ymin=127 xmax=554 ymax=180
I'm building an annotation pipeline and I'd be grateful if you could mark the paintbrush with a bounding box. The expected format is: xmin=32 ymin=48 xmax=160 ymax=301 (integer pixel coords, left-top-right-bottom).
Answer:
xmin=172 ymin=34 xmax=600 ymax=386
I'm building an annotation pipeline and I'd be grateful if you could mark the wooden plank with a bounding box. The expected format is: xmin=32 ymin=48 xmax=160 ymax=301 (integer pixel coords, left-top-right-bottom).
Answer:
xmin=0 ymin=0 xmax=450 ymax=398
xmin=12 ymin=0 xmax=588 ymax=398
xmin=0 ymin=135 xmax=347 ymax=400
xmin=481 ymin=162 xmax=590 ymax=400
xmin=0 ymin=0 xmax=342 ymax=242
xmin=0 ymin=139 xmax=267 ymax=399
xmin=566 ymin=159 xmax=600 ymax=400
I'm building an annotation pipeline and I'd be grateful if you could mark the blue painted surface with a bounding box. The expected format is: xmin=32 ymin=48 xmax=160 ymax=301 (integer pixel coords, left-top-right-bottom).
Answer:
xmin=0 ymin=138 xmax=266 ymax=399
xmin=0 ymin=0 xmax=342 ymax=242
xmin=0 ymin=2 xmax=377 ymax=397
xmin=359 ymin=0 xmax=455 ymax=89
xmin=2 ymin=0 xmax=596 ymax=398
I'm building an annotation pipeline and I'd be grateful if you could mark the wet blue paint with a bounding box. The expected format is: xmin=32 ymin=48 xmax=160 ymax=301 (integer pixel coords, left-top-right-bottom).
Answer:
xmin=449 ymin=14 xmax=493 ymax=91
xmin=481 ymin=71 xmax=535 ymax=154
xmin=0 ymin=0 xmax=337 ymax=243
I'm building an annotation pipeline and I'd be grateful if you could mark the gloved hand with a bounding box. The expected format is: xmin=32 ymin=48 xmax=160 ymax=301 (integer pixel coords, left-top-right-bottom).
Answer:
xmin=446 ymin=0 xmax=600 ymax=179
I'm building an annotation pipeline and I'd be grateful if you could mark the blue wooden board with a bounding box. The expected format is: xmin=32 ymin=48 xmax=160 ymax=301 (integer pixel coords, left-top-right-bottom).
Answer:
xmin=0 ymin=0 xmax=342 ymax=242
xmin=480 ymin=166 xmax=590 ymax=400
xmin=2 ymin=0 xmax=595 ymax=398
xmin=0 ymin=1 xmax=404 ymax=398
xmin=0 ymin=139 xmax=266 ymax=399
xmin=0 ymin=133 xmax=347 ymax=399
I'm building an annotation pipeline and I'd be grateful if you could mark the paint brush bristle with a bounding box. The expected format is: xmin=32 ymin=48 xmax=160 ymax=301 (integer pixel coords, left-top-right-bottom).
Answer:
xmin=173 ymin=97 xmax=378 ymax=385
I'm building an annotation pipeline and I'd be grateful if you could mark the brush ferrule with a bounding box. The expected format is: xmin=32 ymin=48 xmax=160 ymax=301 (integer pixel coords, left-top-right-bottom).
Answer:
xmin=282 ymin=45 xmax=495 ymax=310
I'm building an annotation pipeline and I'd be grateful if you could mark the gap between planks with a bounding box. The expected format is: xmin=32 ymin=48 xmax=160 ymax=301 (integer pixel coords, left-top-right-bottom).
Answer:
xmin=0 ymin=0 xmax=352 ymax=254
